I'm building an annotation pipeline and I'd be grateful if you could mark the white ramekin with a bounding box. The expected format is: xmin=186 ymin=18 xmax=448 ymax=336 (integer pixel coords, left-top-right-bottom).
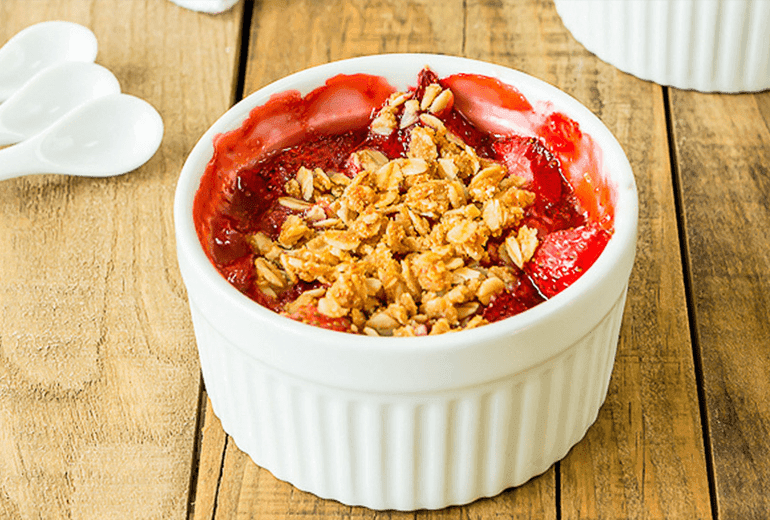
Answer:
xmin=174 ymin=54 xmax=638 ymax=510
xmin=554 ymin=0 xmax=770 ymax=93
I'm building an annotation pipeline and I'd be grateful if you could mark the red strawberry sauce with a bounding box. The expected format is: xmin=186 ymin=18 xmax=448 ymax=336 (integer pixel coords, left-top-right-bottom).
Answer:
xmin=193 ymin=68 xmax=616 ymax=330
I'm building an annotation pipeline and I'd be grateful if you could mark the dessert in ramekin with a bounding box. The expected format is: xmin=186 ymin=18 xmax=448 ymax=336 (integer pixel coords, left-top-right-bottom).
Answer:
xmin=174 ymin=54 xmax=638 ymax=510
xmin=554 ymin=0 xmax=770 ymax=93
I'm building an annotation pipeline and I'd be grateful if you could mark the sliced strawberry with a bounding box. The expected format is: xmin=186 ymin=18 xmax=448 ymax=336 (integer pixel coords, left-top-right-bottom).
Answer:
xmin=305 ymin=73 xmax=394 ymax=136
xmin=285 ymin=304 xmax=351 ymax=333
xmin=525 ymin=224 xmax=611 ymax=298
xmin=210 ymin=215 xmax=252 ymax=267
xmin=493 ymin=135 xmax=565 ymax=208
xmin=538 ymin=112 xmax=582 ymax=156
xmin=219 ymin=254 xmax=256 ymax=294
xmin=441 ymin=73 xmax=533 ymax=136
xmin=492 ymin=134 xmax=533 ymax=183
xmin=415 ymin=67 xmax=441 ymax=100
xmin=482 ymin=276 xmax=545 ymax=322
xmin=258 ymin=203 xmax=293 ymax=239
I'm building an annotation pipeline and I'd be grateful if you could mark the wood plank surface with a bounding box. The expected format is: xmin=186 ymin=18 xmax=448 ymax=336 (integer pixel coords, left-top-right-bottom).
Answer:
xmin=0 ymin=1 xmax=242 ymax=518
xmin=190 ymin=0 xmax=712 ymax=519
xmin=670 ymin=88 xmax=770 ymax=519
xmin=7 ymin=0 xmax=754 ymax=518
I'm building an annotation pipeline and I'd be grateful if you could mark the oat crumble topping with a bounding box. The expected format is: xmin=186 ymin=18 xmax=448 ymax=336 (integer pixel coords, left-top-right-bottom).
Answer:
xmin=246 ymin=82 xmax=540 ymax=336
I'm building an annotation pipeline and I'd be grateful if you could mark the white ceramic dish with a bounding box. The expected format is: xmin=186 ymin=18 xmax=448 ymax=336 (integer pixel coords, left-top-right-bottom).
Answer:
xmin=554 ymin=0 xmax=770 ymax=93
xmin=174 ymin=53 xmax=638 ymax=510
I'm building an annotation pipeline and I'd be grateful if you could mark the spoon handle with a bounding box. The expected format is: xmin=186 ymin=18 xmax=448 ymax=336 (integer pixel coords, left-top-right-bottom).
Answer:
xmin=0 ymin=138 xmax=48 ymax=181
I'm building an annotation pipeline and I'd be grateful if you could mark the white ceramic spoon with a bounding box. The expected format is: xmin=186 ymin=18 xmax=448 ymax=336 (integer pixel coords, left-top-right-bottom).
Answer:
xmin=0 ymin=62 xmax=120 ymax=146
xmin=0 ymin=93 xmax=164 ymax=181
xmin=0 ymin=21 xmax=98 ymax=102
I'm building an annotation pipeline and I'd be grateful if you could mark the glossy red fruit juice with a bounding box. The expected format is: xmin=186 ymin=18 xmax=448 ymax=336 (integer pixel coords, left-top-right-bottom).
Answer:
xmin=193 ymin=70 xmax=615 ymax=330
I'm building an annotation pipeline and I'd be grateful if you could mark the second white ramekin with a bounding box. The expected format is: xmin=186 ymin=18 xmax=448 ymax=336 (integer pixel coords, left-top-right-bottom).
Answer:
xmin=554 ymin=0 xmax=770 ymax=93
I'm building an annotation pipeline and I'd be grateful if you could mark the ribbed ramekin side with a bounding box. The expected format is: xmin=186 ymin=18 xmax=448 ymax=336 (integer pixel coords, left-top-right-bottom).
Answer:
xmin=743 ymin=0 xmax=770 ymax=91
xmin=499 ymin=285 xmax=626 ymax=491
xmin=554 ymin=0 xmax=770 ymax=93
xmin=188 ymin=286 xmax=627 ymax=510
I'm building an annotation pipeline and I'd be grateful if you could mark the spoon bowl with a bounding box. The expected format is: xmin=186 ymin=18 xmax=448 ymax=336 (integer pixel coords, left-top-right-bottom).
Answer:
xmin=0 ymin=93 xmax=163 ymax=181
xmin=0 ymin=21 xmax=98 ymax=102
xmin=0 ymin=62 xmax=120 ymax=145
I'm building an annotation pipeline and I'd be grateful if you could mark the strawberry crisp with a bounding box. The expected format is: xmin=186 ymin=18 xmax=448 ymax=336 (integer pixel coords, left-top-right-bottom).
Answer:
xmin=194 ymin=68 xmax=613 ymax=336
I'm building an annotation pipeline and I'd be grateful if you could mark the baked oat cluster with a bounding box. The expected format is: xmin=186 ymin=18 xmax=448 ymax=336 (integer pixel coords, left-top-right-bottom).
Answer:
xmin=248 ymin=83 xmax=540 ymax=336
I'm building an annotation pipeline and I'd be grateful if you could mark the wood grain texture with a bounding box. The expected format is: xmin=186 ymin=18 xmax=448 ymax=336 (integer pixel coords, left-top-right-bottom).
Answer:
xmin=244 ymin=0 xmax=465 ymax=90
xmin=670 ymin=89 xmax=770 ymax=519
xmin=0 ymin=1 xmax=242 ymax=518
xmin=464 ymin=1 xmax=712 ymax=518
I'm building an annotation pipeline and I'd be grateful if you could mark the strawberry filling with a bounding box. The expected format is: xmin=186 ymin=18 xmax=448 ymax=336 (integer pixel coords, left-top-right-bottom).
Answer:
xmin=193 ymin=69 xmax=615 ymax=333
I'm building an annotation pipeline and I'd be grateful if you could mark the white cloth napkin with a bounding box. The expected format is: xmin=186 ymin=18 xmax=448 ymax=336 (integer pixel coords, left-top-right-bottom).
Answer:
xmin=168 ymin=0 xmax=239 ymax=14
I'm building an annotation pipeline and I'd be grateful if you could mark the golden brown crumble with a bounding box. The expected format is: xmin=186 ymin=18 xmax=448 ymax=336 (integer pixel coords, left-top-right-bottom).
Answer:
xmin=248 ymin=82 xmax=539 ymax=336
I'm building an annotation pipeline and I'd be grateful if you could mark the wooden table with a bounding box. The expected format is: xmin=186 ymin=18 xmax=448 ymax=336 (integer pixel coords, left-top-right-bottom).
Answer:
xmin=1 ymin=0 xmax=768 ymax=518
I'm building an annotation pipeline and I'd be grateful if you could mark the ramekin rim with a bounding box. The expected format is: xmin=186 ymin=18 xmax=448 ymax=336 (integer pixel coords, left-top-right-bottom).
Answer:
xmin=174 ymin=52 xmax=638 ymax=357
